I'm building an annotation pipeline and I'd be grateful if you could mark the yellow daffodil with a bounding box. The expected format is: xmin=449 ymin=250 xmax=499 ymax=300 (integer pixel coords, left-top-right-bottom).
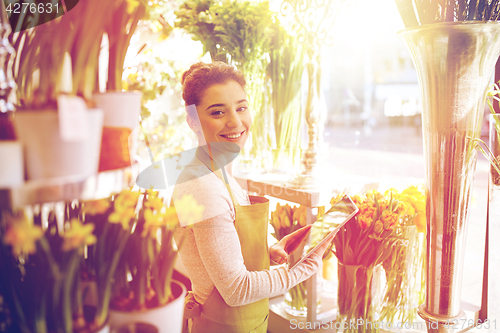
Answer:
xmin=62 ymin=219 xmax=96 ymax=251
xmin=109 ymin=204 xmax=136 ymax=230
xmin=144 ymin=196 xmax=164 ymax=212
xmin=83 ymin=198 xmax=110 ymax=215
xmin=3 ymin=211 xmax=43 ymax=257
xmin=163 ymin=206 xmax=179 ymax=228
xmin=142 ymin=208 xmax=164 ymax=238
xmin=114 ymin=189 xmax=141 ymax=210
xmin=174 ymin=194 xmax=204 ymax=226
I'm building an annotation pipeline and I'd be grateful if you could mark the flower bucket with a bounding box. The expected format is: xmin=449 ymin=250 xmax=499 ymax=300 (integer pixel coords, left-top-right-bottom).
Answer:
xmin=92 ymin=91 xmax=141 ymax=171
xmin=109 ymin=280 xmax=186 ymax=333
xmin=0 ymin=141 xmax=23 ymax=188
xmin=337 ymin=263 xmax=386 ymax=333
xmin=12 ymin=109 xmax=103 ymax=180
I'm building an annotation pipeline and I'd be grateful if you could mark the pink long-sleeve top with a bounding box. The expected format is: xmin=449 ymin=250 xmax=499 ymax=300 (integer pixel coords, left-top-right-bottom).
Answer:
xmin=172 ymin=157 xmax=322 ymax=307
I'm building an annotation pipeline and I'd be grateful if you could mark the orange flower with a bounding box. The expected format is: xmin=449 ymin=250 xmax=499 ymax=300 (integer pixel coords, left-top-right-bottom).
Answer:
xmin=358 ymin=213 xmax=372 ymax=230
xmin=380 ymin=210 xmax=398 ymax=230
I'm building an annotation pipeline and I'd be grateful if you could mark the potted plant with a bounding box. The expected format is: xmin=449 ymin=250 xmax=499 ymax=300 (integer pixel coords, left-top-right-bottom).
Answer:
xmin=75 ymin=190 xmax=140 ymax=332
xmin=108 ymin=189 xmax=204 ymax=333
xmin=92 ymin=0 xmax=148 ymax=172
xmin=9 ymin=0 xmax=109 ymax=180
xmin=0 ymin=208 xmax=108 ymax=333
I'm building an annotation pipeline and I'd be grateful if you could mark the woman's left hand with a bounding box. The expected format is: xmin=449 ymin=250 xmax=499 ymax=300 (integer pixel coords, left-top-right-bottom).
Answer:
xmin=269 ymin=225 xmax=312 ymax=265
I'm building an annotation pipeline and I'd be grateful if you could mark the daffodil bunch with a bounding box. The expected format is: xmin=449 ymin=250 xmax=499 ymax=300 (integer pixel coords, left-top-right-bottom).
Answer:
xmin=270 ymin=203 xmax=307 ymax=241
xmin=0 ymin=208 xmax=97 ymax=333
xmin=111 ymin=189 xmax=203 ymax=311
xmin=80 ymin=189 xmax=140 ymax=329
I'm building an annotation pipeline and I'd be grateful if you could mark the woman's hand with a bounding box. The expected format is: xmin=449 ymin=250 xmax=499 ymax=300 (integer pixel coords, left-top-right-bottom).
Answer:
xmin=269 ymin=225 xmax=312 ymax=265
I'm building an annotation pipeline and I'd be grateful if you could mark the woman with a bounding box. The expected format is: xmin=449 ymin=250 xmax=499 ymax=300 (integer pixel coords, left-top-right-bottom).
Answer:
xmin=172 ymin=61 xmax=332 ymax=333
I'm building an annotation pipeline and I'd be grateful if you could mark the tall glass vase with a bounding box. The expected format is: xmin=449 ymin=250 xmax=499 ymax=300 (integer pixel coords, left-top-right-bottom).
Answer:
xmin=398 ymin=22 xmax=500 ymax=332
xmin=488 ymin=113 xmax=500 ymax=328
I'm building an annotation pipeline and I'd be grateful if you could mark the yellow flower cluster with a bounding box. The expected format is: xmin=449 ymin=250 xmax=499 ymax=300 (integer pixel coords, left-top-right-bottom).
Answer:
xmin=270 ymin=203 xmax=307 ymax=240
xmin=62 ymin=218 xmax=96 ymax=252
xmin=2 ymin=211 xmax=43 ymax=257
xmin=108 ymin=189 xmax=141 ymax=230
xmin=142 ymin=193 xmax=204 ymax=238
xmin=388 ymin=186 xmax=427 ymax=233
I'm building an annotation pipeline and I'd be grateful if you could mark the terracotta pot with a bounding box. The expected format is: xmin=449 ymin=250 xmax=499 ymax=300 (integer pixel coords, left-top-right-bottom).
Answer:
xmin=92 ymin=91 xmax=141 ymax=171
xmin=109 ymin=280 xmax=186 ymax=333
xmin=13 ymin=109 xmax=103 ymax=180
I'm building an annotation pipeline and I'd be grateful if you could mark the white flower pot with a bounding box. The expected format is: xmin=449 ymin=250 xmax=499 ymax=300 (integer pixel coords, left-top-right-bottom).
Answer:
xmin=0 ymin=141 xmax=24 ymax=188
xmin=92 ymin=91 xmax=142 ymax=171
xmin=109 ymin=280 xmax=186 ymax=333
xmin=13 ymin=109 xmax=103 ymax=180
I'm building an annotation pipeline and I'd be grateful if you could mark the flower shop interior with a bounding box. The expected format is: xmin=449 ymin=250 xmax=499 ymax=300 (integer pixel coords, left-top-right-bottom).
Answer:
xmin=1 ymin=0 xmax=500 ymax=332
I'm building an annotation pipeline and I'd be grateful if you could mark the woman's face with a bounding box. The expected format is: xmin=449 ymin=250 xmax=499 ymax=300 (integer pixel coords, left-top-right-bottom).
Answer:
xmin=191 ymin=80 xmax=252 ymax=151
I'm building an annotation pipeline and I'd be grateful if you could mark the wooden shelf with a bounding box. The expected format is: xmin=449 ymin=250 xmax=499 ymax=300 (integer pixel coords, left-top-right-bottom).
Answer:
xmin=0 ymin=164 xmax=138 ymax=208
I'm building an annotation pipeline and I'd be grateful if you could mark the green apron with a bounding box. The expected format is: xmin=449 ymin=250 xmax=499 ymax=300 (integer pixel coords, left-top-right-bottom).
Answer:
xmin=186 ymin=148 xmax=270 ymax=333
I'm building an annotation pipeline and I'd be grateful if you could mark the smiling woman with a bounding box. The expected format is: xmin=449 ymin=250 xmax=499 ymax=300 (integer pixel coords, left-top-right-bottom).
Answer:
xmin=171 ymin=62 xmax=332 ymax=333
xmin=187 ymin=79 xmax=251 ymax=151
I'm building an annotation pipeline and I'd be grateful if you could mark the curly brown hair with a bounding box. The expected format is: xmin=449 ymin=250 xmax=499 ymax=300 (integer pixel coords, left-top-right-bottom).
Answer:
xmin=181 ymin=62 xmax=246 ymax=115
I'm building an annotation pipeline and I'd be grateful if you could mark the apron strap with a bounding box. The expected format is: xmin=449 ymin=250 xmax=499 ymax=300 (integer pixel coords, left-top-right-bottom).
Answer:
xmin=195 ymin=147 xmax=240 ymax=208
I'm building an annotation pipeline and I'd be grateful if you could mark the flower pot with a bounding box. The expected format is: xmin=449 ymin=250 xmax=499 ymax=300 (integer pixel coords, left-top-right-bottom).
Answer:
xmin=13 ymin=109 xmax=103 ymax=180
xmin=0 ymin=141 xmax=23 ymax=188
xmin=398 ymin=22 xmax=500 ymax=330
xmin=92 ymin=91 xmax=141 ymax=171
xmin=109 ymin=280 xmax=186 ymax=333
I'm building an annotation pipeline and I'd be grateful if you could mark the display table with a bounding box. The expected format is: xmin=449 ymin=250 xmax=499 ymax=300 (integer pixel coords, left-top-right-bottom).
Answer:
xmin=235 ymin=171 xmax=485 ymax=333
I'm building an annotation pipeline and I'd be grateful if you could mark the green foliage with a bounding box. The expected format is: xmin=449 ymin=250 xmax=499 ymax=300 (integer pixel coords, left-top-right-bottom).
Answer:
xmin=123 ymin=52 xmax=184 ymax=120
xmin=175 ymin=0 xmax=275 ymax=68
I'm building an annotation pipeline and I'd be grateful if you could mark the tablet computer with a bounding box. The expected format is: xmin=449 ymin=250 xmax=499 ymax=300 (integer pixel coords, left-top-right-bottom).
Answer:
xmin=288 ymin=195 xmax=359 ymax=270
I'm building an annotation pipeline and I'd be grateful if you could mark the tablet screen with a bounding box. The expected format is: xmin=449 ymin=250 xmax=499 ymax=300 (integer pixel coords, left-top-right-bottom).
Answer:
xmin=288 ymin=195 xmax=359 ymax=270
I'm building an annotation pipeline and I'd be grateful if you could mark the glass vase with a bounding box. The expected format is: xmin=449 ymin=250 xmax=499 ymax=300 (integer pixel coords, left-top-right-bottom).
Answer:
xmin=337 ymin=263 xmax=386 ymax=333
xmin=380 ymin=226 xmax=425 ymax=329
xmin=283 ymin=279 xmax=321 ymax=317
xmin=488 ymin=113 xmax=500 ymax=324
xmin=398 ymin=22 xmax=500 ymax=330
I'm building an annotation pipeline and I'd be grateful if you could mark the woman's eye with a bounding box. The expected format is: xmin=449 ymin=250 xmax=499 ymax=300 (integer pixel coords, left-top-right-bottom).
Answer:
xmin=237 ymin=107 xmax=248 ymax=112
xmin=211 ymin=110 xmax=224 ymax=116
